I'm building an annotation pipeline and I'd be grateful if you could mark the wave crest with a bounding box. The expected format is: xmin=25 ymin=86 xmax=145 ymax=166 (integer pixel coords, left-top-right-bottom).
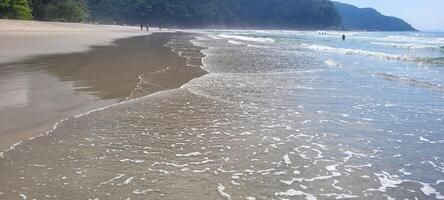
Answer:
xmin=301 ymin=43 xmax=444 ymax=65
xmin=218 ymin=34 xmax=275 ymax=43
xmin=375 ymin=73 xmax=444 ymax=93
xmin=370 ymin=42 xmax=440 ymax=50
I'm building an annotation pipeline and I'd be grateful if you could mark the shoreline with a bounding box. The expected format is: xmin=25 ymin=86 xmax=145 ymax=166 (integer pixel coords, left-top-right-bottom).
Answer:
xmin=0 ymin=19 xmax=170 ymax=65
xmin=0 ymin=31 xmax=206 ymax=154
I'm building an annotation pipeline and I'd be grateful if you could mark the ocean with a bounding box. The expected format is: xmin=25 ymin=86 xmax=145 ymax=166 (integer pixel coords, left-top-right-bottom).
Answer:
xmin=1 ymin=30 xmax=443 ymax=199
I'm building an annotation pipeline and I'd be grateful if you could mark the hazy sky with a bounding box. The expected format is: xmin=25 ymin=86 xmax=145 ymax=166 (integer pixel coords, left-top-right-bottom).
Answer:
xmin=335 ymin=0 xmax=444 ymax=31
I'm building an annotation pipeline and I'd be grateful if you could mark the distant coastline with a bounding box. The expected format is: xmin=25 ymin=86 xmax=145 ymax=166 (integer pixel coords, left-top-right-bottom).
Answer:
xmin=333 ymin=2 xmax=417 ymax=32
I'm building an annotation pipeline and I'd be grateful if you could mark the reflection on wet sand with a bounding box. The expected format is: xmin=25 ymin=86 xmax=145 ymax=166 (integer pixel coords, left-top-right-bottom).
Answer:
xmin=0 ymin=33 xmax=206 ymax=151
xmin=29 ymin=33 xmax=206 ymax=100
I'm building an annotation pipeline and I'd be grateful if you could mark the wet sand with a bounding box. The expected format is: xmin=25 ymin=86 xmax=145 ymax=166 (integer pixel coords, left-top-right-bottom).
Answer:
xmin=0 ymin=32 xmax=206 ymax=152
xmin=1 ymin=29 xmax=443 ymax=200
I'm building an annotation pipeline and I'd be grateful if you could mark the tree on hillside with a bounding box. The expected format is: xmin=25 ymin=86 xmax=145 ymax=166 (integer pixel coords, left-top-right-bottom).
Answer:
xmin=0 ymin=0 xmax=33 ymax=20
xmin=0 ymin=0 xmax=10 ymax=18
xmin=87 ymin=0 xmax=340 ymax=29
xmin=45 ymin=0 xmax=86 ymax=22
xmin=30 ymin=0 xmax=86 ymax=22
xmin=4 ymin=0 xmax=342 ymax=29
xmin=30 ymin=0 xmax=51 ymax=20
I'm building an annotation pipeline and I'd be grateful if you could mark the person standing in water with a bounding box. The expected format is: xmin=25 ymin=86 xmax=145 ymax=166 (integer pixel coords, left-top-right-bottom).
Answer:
xmin=342 ymin=34 xmax=346 ymax=41
xmin=145 ymin=24 xmax=149 ymax=32
xmin=140 ymin=24 xmax=143 ymax=31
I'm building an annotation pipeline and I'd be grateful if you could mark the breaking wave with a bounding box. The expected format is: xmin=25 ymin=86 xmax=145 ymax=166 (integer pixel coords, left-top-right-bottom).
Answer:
xmin=370 ymin=42 xmax=441 ymax=50
xmin=218 ymin=34 xmax=275 ymax=43
xmin=374 ymin=73 xmax=444 ymax=93
xmin=301 ymin=43 xmax=444 ymax=65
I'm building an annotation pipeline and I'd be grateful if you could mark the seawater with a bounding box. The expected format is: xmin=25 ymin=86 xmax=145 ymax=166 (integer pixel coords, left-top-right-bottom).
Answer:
xmin=0 ymin=31 xmax=443 ymax=199
xmin=184 ymin=30 xmax=444 ymax=199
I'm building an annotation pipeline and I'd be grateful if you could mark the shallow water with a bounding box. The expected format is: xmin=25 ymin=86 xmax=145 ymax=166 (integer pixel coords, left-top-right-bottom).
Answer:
xmin=1 ymin=30 xmax=443 ymax=199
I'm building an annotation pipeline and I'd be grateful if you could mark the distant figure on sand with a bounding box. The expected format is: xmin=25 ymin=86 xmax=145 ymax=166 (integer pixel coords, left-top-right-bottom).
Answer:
xmin=342 ymin=34 xmax=346 ymax=41
xmin=140 ymin=24 xmax=143 ymax=31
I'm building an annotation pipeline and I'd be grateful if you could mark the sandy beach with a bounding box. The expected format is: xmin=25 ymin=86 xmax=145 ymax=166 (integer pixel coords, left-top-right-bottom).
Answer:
xmin=0 ymin=20 xmax=205 ymax=153
xmin=1 ymin=21 xmax=444 ymax=200
xmin=0 ymin=19 xmax=160 ymax=64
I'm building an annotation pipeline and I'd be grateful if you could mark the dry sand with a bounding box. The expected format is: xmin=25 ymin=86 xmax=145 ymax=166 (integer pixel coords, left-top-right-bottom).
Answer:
xmin=0 ymin=19 xmax=166 ymax=64
xmin=0 ymin=20 xmax=205 ymax=152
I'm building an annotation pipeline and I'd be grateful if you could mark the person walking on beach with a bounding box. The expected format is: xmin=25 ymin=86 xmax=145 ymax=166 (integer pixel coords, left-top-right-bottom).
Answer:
xmin=140 ymin=24 xmax=143 ymax=31
xmin=342 ymin=34 xmax=346 ymax=41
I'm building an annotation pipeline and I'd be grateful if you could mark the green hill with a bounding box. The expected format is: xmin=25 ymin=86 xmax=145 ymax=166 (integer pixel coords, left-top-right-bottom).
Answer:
xmin=2 ymin=0 xmax=341 ymax=29
xmin=333 ymin=2 xmax=417 ymax=31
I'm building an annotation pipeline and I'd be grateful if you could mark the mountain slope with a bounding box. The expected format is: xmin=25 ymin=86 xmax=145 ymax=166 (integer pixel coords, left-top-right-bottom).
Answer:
xmin=333 ymin=2 xmax=416 ymax=31
xmin=86 ymin=0 xmax=341 ymax=29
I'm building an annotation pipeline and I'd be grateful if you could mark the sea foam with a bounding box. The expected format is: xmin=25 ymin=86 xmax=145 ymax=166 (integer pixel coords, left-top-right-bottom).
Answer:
xmin=301 ymin=43 xmax=417 ymax=62
xmin=218 ymin=34 xmax=275 ymax=43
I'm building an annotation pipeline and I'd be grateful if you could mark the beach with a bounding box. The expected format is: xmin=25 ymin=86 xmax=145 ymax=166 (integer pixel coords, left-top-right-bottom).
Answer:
xmin=0 ymin=20 xmax=205 ymax=153
xmin=0 ymin=24 xmax=443 ymax=199
xmin=0 ymin=19 xmax=154 ymax=64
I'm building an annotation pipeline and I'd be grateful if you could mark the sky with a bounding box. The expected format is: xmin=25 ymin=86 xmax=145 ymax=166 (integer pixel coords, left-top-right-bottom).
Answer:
xmin=335 ymin=0 xmax=444 ymax=32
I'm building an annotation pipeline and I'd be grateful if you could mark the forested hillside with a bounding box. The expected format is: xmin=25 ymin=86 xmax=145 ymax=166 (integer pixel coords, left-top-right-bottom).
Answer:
xmin=0 ymin=0 xmax=33 ymax=20
xmin=1 ymin=0 xmax=341 ymax=29
xmin=334 ymin=2 xmax=416 ymax=31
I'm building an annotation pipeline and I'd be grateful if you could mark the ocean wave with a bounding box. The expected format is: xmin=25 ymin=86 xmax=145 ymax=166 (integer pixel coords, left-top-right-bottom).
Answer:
xmin=382 ymin=35 xmax=444 ymax=45
xmin=324 ymin=59 xmax=341 ymax=68
xmin=218 ymin=34 xmax=275 ymax=43
xmin=374 ymin=73 xmax=444 ymax=93
xmin=300 ymin=43 xmax=444 ymax=65
xmin=227 ymin=40 xmax=245 ymax=45
xmin=420 ymin=57 xmax=444 ymax=65
xmin=370 ymin=42 xmax=440 ymax=50
xmin=301 ymin=43 xmax=415 ymax=61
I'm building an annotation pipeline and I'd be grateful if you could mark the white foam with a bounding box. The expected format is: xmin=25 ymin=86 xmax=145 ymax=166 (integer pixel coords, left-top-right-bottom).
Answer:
xmin=218 ymin=34 xmax=275 ymax=43
xmin=283 ymin=154 xmax=292 ymax=164
xmin=382 ymin=35 xmax=444 ymax=45
xmin=343 ymin=151 xmax=367 ymax=162
xmin=132 ymin=188 xmax=154 ymax=195
xmin=332 ymin=180 xmax=343 ymax=191
xmin=99 ymin=174 xmax=125 ymax=186
xmin=275 ymin=189 xmax=317 ymax=200
xmin=123 ymin=177 xmax=134 ymax=184
xmin=320 ymin=193 xmax=359 ymax=199
xmin=301 ymin=43 xmax=418 ymax=62
xmin=281 ymin=170 xmax=341 ymax=185
xmin=324 ymin=59 xmax=341 ymax=68
xmin=164 ymin=162 xmax=188 ymax=168
xmin=120 ymin=159 xmax=145 ymax=163
xmin=420 ymin=183 xmax=444 ymax=199
xmin=19 ymin=194 xmax=27 ymax=199
xmin=399 ymin=168 xmax=412 ymax=176
xmin=227 ymin=40 xmax=245 ymax=45
xmin=370 ymin=42 xmax=439 ymax=50
xmin=373 ymin=171 xmax=403 ymax=192
xmin=326 ymin=164 xmax=339 ymax=171
xmin=0 ymin=117 xmax=68 ymax=159
xmin=240 ymin=131 xmax=254 ymax=136
xmin=176 ymin=152 xmax=202 ymax=157
xmin=217 ymin=183 xmax=231 ymax=200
